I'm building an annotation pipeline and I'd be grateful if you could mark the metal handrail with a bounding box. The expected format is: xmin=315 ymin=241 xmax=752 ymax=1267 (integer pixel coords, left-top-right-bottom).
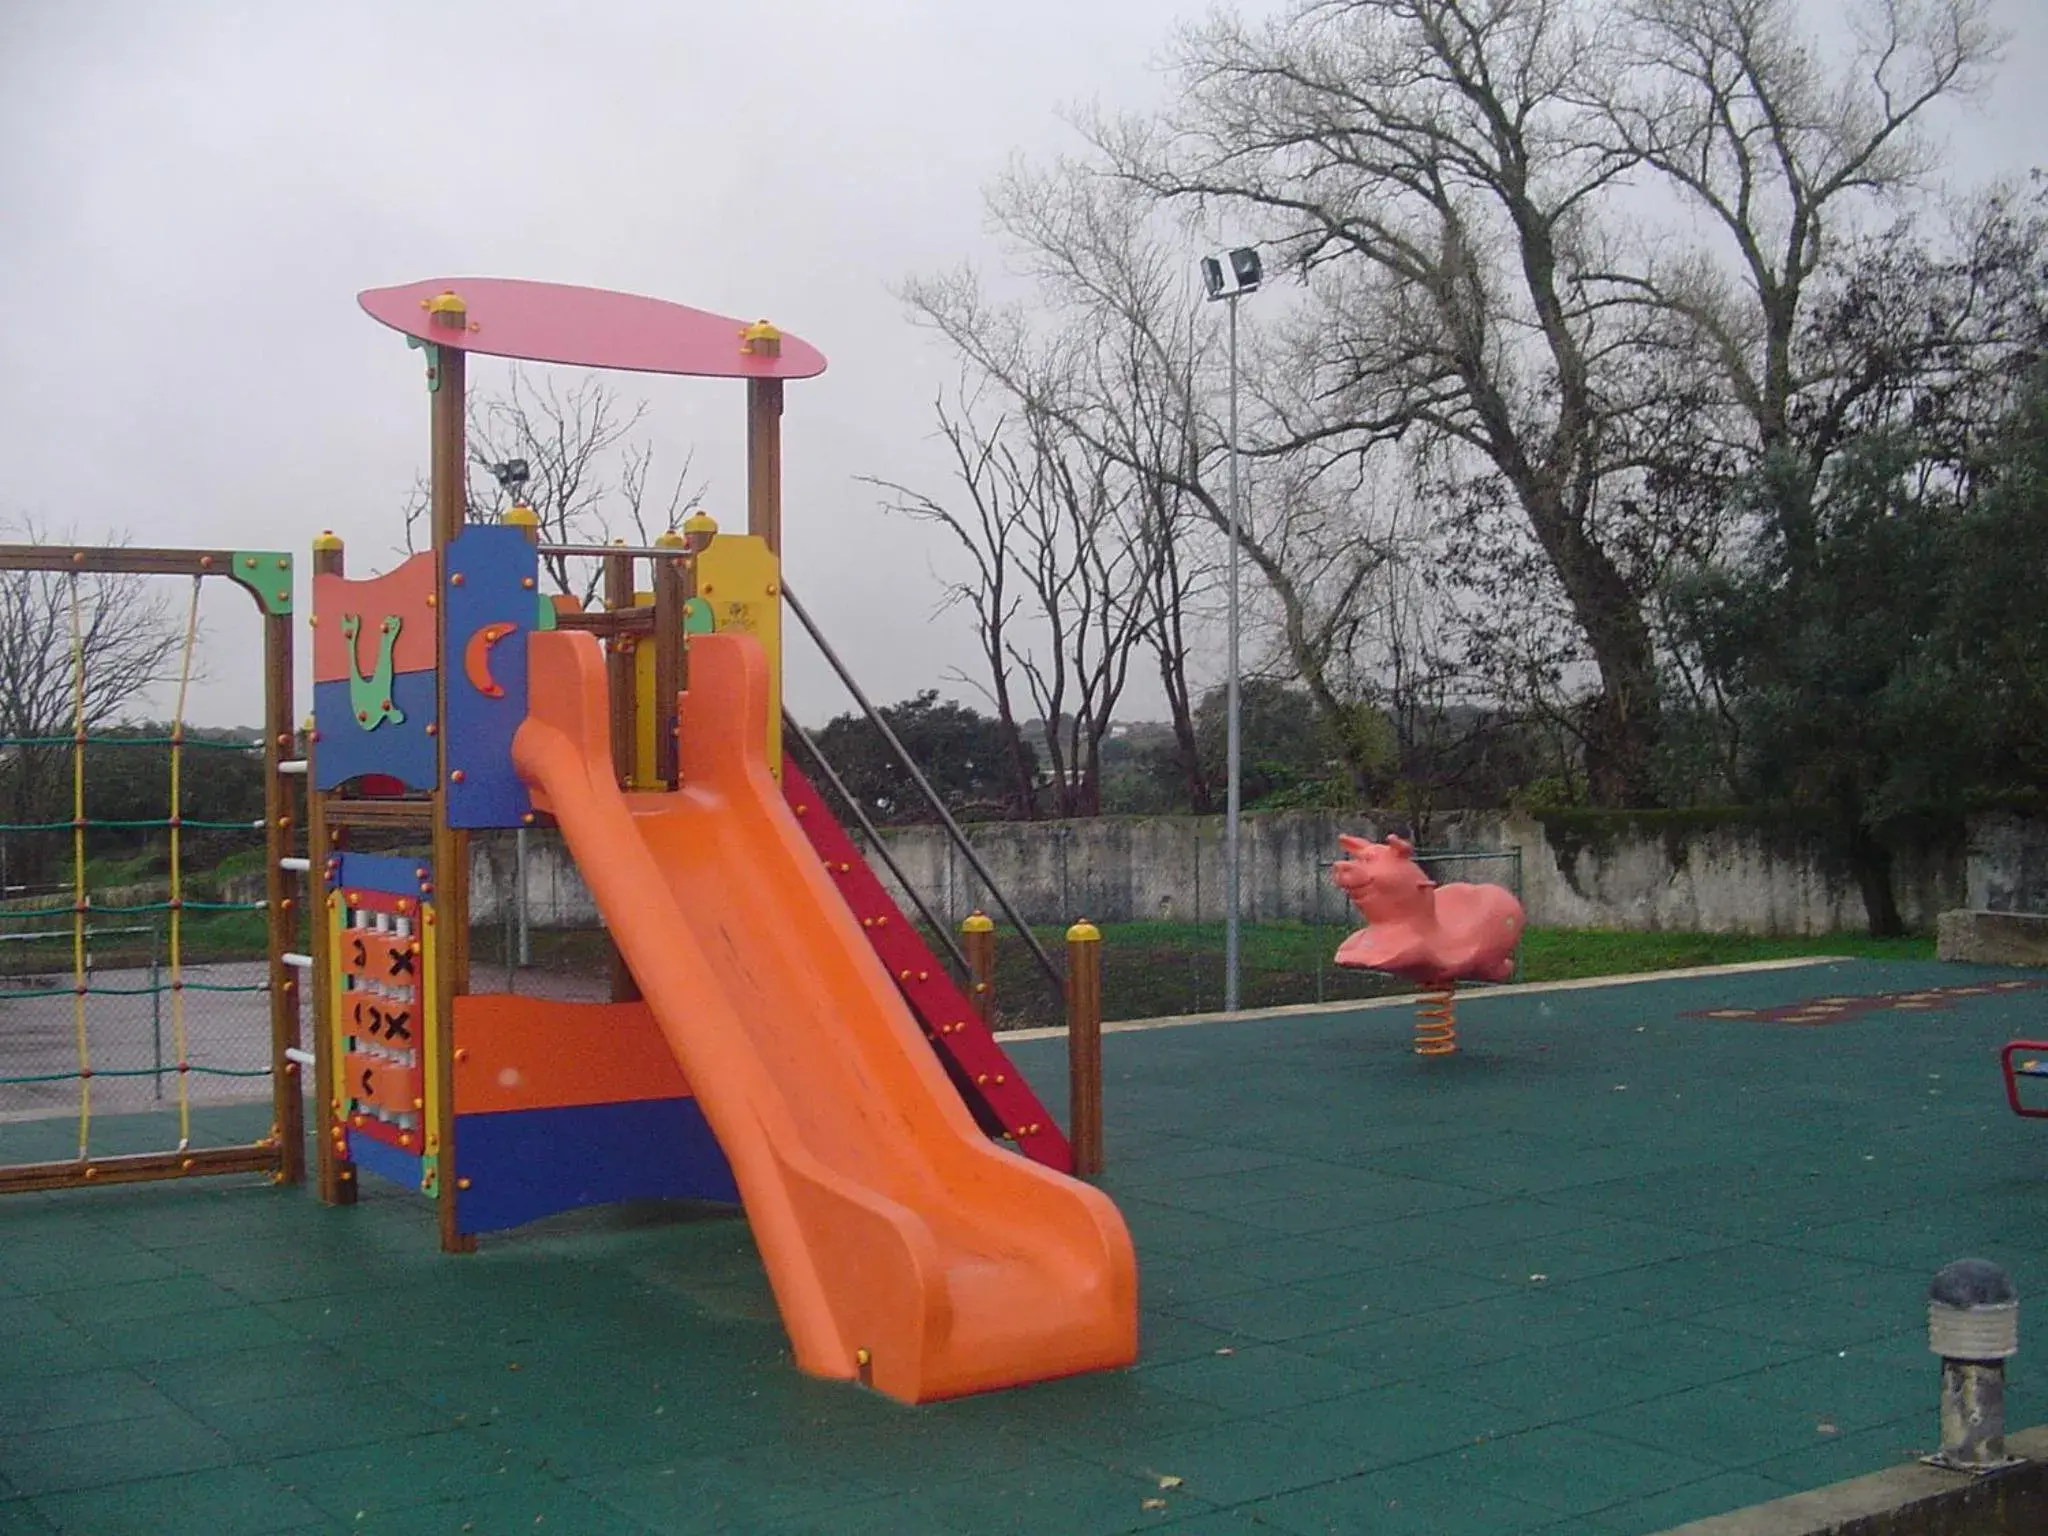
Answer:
xmin=782 ymin=714 xmax=973 ymax=981
xmin=781 ymin=582 xmax=1064 ymax=993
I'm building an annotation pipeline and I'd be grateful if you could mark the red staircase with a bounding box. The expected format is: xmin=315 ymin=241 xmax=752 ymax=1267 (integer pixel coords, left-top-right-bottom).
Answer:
xmin=780 ymin=757 xmax=1073 ymax=1173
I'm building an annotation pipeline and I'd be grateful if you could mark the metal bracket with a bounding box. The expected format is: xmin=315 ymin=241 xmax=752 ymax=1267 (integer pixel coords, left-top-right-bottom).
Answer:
xmin=226 ymin=550 xmax=294 ymax=615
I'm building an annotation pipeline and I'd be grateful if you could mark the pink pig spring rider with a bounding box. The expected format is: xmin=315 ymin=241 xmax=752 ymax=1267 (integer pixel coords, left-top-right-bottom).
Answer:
xmin=1330 ymin=835 xmax=1525 ymax=1056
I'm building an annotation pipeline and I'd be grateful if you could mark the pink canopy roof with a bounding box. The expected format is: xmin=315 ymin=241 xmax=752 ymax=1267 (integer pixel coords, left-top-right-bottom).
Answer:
xmin=357 ymin=278 xmax=827 ymax=380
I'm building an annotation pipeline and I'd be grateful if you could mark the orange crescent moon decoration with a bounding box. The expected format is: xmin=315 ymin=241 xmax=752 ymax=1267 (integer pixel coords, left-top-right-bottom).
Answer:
xmin=462 ymin=622 xmax=517 ymax=699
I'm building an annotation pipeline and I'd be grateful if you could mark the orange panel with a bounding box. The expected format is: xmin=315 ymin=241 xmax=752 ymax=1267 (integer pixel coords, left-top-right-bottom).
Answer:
xmin=347 ymin=991 xmax=419 ymax=1048
xmin=451 ymin=995 xmax=693 ymax=1114
xmin=345 ymin=1051 xmax=425 ymax=1116
xmin=312 ymin=555 xmax=439 ymax=684
xmin=339 ymin=932 xmax=421 ymax=989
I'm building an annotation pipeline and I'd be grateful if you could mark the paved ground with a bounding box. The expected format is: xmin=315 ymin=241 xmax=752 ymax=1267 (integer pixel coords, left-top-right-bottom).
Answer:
xmin=1 ymin=958 xmax=2045 ymax=1535
xmin=0 ymin=962 xmax=276 ymax=1127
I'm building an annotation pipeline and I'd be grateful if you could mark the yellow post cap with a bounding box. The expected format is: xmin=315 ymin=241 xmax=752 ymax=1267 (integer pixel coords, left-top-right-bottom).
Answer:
xmin=683 ymin=509 xmax=719 ymax=538
xmin=1066 ymin=920 xmax=1101 ymax=943
xmin=311 ymin=530 xmax=343 ymax=552
xmin=739 ymin=319 xmax=782 ymax=356
xmin=653 ymin=528 xmax=687 ymax=549
xmin=961 ymin=911 xmax=996 ymax=934
xmin=422 ymin=290 xmax=468 ymax=325
xmin=501 ymin=503 xmax=539 ymax=529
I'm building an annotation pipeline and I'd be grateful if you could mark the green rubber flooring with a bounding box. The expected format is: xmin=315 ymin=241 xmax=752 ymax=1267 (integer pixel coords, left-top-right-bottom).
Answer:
xmin=2 ymin=958 xmax=2045 ymax=1535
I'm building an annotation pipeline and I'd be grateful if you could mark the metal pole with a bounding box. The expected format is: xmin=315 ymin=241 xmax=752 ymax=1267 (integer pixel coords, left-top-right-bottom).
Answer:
xmin=781 ymin=583 xmax=1065 ymax=992
xmin=514 ymin=826 xmax=530 ymax=969
xmin=1224 ymin=292 xmax=1243 ymax=1013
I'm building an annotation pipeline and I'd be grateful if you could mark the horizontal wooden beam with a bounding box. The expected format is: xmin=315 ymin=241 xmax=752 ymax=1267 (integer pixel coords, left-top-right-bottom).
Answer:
xmin=320 ymin=797 xmax=436 ymax=828
xmin=0 ymin=545 xmax=238 ymax=577
xmin=0 ymin=1142 xmax=281 ymax=1195
xmin=555 ymin=608 xmax=657 ymax=636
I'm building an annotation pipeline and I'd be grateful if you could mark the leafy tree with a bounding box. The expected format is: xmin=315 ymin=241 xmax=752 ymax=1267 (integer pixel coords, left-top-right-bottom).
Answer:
xmin=1674 ymin=441 xmax=1966 ymax=934
xmin=805 ymin=692 xmax=1036 ymax=825
xmin=1944 ymin=367 xmax=2048 ymax=797
xmin=1191 ymin=679 xmax=1382 ymax=810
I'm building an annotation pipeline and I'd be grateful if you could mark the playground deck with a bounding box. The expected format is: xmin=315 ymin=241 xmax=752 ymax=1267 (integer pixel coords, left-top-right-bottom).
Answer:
xmin=1 ymin=957 xmax=2043 ymax=1535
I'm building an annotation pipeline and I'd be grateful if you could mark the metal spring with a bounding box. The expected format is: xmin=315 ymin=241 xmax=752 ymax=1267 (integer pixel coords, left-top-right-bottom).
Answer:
xmin=1414 ymin=984 xmax=1458 ymax=1056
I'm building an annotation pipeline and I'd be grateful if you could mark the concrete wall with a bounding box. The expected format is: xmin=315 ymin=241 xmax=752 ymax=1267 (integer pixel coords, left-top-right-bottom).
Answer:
xmin=472 ymin=809 xmax=1980 ymax=936
xmin=1965 ymin=813 xmax=2048 ymax=915
xmin=860 ymin=810 xmax=1962 ymax=935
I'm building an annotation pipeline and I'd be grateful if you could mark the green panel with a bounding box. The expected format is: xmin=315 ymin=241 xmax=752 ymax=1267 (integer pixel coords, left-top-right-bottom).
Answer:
xmin=225 ymin=550 xmax=292 ymax=616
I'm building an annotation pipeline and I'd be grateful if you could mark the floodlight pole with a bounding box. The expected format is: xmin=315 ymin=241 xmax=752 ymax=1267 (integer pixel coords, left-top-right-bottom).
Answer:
xmin=1223 ymin=289 xmax=1244 ymax=1013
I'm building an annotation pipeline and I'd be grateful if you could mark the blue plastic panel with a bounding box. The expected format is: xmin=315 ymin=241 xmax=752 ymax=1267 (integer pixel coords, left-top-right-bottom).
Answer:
xmin=347 ymin=1130 xmax=425 ymax=1195
xmin=444 ymin=526 xmax=537 ymax=829
xmin=312 ymin=671 xmax=437 ymax=792
xmin=453 ymin=1096 xmax=738 ymax=1235
xmin=330 ymin=852 xmax=434 ymax=899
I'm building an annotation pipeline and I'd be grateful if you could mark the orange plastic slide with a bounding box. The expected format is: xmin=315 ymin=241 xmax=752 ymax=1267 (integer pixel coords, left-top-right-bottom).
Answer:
xmin=511 ymin=629 xmax=1137 ymax=1402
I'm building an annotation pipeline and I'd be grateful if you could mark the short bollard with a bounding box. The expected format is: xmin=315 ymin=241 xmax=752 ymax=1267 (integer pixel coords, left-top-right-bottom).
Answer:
xmin=1065 ymin=920 xmax=1104 ymax=1177
xmin=1924 ymin=1258 xmax=2021 ymax=1473
xmin=961 ymin=911 xmax=996 ymax=1021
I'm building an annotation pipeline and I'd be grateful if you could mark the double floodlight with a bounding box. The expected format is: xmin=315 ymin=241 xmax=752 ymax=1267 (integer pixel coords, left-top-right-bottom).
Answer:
xmin=1201 ymin=247 xmax=1262 ymax=302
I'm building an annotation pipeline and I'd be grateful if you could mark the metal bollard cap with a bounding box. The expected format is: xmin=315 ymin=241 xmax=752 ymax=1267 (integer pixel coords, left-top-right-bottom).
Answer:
xmin=1929 ymin=1259 xmax=2018 ymax=1360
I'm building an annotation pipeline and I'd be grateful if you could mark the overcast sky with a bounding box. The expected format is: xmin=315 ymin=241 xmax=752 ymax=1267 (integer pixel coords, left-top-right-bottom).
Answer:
xmin=2 ymin=0 xmax=2042 ymax=730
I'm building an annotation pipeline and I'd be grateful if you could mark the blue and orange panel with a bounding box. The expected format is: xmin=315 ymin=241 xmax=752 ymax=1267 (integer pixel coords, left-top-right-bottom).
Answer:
xmin=448 ymin=994 xmax=737 ymax=1234
xmin=312 ymin=554 xmax=439 ymax=792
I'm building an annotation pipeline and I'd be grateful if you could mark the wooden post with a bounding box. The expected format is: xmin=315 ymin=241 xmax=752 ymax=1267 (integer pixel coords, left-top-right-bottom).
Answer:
xmin=603 ymin=546 xmax=636 ymax=787
xmin=652 ymin=533 xmax=686 ymax=789
xmin=599 ymin=546 xmax=644 ymax=1004
xmin=961 ymin=911 xmax=996 ymax=1021
xmin=308 ymin=532 xmax=352 ymax=1205
xmin=1065 ymin=920 xmax=1104 ymax=1177
xmin=261 ymin=584 xmax=305 ymax=1187
xmin=427 ymin=329 xmax=476 ymax=1254
xmin=746 ymin=378 xmax=783 ymax=554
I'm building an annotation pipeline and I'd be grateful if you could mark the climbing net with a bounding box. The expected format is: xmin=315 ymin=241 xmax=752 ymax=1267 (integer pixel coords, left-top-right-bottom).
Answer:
xmin=0 ymin=573 xmax=274 ymax=1160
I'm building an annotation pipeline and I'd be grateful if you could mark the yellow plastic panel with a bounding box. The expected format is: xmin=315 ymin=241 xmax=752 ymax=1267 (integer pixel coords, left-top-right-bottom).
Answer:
xmin=694 ymin=536 xmax=781 ymax=776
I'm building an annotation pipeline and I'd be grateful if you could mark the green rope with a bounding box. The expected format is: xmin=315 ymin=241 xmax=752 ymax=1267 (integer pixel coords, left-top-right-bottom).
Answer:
xmin=0 ymin=1065 xmax=272 ymax=1086
xmin=0 ymin=817 xmax=261 ymax=832
xmin=0 ymin=981 xmax=269 ymax=1000
xmin=0 ymin=736 xmax=259 ymax=751
xmin=1 ymin=899 xmax=264 ymax=921
xmin=78 ymin=899 xmax=265 ymax=914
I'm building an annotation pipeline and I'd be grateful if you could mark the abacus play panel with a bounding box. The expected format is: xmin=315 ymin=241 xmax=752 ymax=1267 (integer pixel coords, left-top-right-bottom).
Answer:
xmin=308 ymin=278 xmax=1136 ymax=1403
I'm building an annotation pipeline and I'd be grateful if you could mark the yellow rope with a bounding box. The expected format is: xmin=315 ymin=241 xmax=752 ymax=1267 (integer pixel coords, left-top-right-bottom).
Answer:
xmin=68 ymin=574 xmax=89 ymax=1160
xmin=168 ymin=576 xmax=201 ymax=1149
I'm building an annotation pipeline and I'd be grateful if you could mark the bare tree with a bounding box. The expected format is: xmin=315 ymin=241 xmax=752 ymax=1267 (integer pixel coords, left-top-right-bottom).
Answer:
xmin=903 ymin=161 xmax=1406 ymax=801
xmin=0 ymin=518 xmax=184 ymax=886
xmin=864 ymin=385 xmax=1042 ymax=818
xmin=870 ymin=390 xmax=1150 ymax=818
xmin=1608 ymin=0 xmax=2003 ymax=499
xmin=404 ymin=368 xmax=705 ymax=604
xmin=1079 ymin=0 xmax=1763 ymax=804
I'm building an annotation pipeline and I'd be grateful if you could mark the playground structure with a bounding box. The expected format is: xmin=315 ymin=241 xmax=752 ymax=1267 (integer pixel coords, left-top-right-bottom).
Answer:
xmin=296 ymin=278 xmax=1134 ymax=1401
xmin=1330 ymin=832 xmax=1526 ymax=1056
xmin=0 ymin=546 xmax=305 ymax=1191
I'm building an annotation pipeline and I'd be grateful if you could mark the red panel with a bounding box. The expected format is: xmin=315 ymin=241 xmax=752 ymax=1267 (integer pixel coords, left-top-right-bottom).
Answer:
xmin=347 ymin=1112 xmax=421 ymax=1153
xmin=452 ymin=994 xmax=694 ymax=1114
xmin=358 ymin=279 xmax=827 ymax=381
xmin=312 ymin=555 xmax=438 ymax=685
xmin=780 ymin=759 xmax=1071 ymax=1173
